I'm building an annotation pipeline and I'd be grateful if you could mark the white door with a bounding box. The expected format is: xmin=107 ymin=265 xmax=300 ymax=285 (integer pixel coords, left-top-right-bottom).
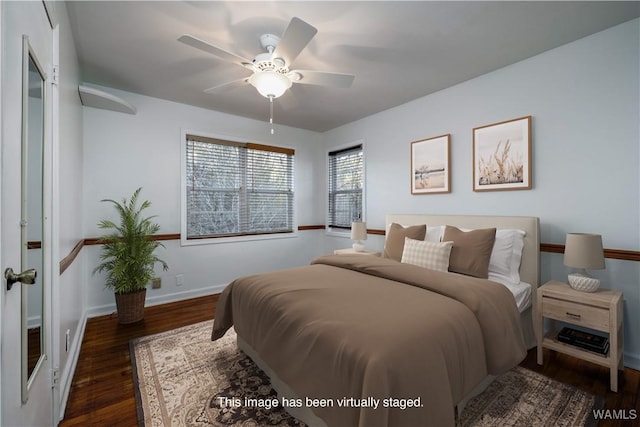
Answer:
xmin=1 ymin=1 xmax=55 ymax=425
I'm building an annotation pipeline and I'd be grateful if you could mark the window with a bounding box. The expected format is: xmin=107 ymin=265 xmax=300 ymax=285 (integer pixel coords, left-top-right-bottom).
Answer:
xmin=185 ymin=134 xmax=294 ymax=240
xmin=328 ymin=144 xmax=363 ymax=229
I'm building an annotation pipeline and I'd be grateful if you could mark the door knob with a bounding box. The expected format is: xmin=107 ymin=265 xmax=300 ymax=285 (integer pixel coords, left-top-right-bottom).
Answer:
xmin=4 ymin=268 xmax=37 ymax=291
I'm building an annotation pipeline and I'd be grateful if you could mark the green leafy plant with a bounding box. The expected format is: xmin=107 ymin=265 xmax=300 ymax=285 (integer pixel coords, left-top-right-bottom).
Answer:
xmin=93 ymin=187 xmax=168 ymax=294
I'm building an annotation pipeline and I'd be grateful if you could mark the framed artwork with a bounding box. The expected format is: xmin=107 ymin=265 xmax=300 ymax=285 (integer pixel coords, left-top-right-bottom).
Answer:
xmin=411 ymin=134 xmax=450 ymax=194
xmin=473 ymin=116 xmax=532 ymax=191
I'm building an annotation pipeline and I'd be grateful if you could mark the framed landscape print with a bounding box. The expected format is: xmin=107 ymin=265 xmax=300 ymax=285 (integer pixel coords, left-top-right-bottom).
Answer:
xmin=411 ymin=134 xmax=450 ymax=194
xmin=473 ymin=116 xmax=532 ymax=191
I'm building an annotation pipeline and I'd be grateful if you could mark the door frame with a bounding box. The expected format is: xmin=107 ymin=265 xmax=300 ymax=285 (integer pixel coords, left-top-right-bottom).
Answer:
xmin=47 ymin=1 xmax=61 ymax=422
xmin=0 ymin=1 xmax=4 ymax=421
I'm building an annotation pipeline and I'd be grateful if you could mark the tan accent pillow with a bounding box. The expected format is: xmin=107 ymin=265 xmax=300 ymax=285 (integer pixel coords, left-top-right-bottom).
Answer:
xmin=383 ymin=223 xmax=426 ymax=261
xmin=401 ymin=238 xmax=453 ymax=272
xmin=443 ymin=225 xmax=496 ymax=278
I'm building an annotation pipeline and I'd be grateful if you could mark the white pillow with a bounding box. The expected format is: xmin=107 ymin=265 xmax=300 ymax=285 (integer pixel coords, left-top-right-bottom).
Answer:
xmin=401 ymin=237 xmax=453 ymax=272
xmin=488 ymin=229 xmax=526 ymax=287
xmin=425 ymin=225 xmax=445 ymax=242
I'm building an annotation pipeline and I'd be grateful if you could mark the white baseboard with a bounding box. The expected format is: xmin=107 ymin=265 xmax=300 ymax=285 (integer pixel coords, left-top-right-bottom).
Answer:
xmin=57 ymin=311 xmax=88 ymax=422
xmin=58 ymin=284 xmax=227 ymax=420
xmin=85 ymin=283 xmax=228 ymax=319
xmin=145 ymin=283 xmax=227 ymax=307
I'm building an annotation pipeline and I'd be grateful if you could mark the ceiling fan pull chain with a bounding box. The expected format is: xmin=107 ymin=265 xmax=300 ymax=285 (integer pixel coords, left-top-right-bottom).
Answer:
xmin=269 ymin=96 xmax=275 ymax=135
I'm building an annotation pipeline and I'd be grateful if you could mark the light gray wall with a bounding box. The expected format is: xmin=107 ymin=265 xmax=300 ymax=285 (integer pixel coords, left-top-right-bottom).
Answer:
xmin=55 ymin=1 xmax=85 ymax=418
xmin=322 ymin=19 xmax=640 ymax=368
xmin=82 ymin=88 xmax=325 ymax=312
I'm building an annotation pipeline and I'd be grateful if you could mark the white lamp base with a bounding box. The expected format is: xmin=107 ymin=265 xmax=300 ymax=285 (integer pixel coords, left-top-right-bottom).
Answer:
xmin=568 ymin=273 xmax=600 ymax=292
xmin=352 ymin=243 xmax=365 ymax=252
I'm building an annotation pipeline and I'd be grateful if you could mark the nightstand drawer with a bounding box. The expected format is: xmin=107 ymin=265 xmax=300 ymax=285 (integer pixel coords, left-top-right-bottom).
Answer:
xmin=542 ymin=297 xmax=609 ymax=331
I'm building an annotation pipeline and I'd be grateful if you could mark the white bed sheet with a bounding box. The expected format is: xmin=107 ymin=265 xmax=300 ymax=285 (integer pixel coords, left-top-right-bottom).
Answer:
xmin=493 ymin=278 xmax=532 ymax=313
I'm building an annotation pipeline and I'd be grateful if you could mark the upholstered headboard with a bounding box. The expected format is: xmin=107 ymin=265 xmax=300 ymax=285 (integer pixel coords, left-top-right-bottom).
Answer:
xmin=385 ymin=214 xmax=540 ymax=287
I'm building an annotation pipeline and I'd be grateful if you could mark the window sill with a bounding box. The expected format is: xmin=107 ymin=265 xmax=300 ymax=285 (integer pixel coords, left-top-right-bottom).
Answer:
xmin=325 ymin=229 xmax=352 ymax=238
xmin=181 ymin=231 xmax=298 ymax=246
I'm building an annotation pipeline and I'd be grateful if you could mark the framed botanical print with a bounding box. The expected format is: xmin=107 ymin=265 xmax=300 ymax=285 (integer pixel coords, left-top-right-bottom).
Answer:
xmin=411 ymin=134 xmax=450 ymax=194
xmin=473 ymin=116 xmax=532 ymax=191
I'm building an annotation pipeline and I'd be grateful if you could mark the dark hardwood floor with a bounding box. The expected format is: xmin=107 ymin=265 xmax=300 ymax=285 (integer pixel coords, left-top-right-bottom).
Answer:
xmin=61 ymin=294 xmax=639 ymax=426
xmin=60 ymin=295 xmax=218 ymax=426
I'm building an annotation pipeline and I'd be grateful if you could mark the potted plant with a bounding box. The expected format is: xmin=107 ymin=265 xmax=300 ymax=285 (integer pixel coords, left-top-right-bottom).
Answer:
xmin=93 ymin=187 xmax=168 ymax=324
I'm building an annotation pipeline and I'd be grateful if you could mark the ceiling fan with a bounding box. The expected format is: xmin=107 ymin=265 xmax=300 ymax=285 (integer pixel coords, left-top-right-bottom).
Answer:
xmin=178 ymin=17 xmax=355 ymax=101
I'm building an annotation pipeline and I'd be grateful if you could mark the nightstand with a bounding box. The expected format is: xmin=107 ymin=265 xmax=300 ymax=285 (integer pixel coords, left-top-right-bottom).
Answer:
xmin=537 ymin=280 xmax=623 ymax=392
xmin=333 ymin=248 xmax=380 ymax=256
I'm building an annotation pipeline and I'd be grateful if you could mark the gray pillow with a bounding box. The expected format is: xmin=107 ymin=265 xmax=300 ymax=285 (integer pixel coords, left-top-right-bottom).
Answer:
xmin=443 ymin=225 xmax=496 ymax=278
xmin=383 ymin=223 xmax=426 ymax=261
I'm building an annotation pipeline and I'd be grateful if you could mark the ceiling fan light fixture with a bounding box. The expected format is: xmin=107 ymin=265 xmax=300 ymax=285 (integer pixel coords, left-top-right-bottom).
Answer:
xmin=288 ymin=71 xmax=302 ymax=82
xmin=249 ymin=71 xmax=292 ymax=98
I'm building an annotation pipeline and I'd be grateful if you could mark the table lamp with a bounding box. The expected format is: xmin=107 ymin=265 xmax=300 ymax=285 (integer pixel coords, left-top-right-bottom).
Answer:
xmin=563 ymin=233 xmax=605 ymax=292
xmin=351 ymin=221 xmax=367 ymax=252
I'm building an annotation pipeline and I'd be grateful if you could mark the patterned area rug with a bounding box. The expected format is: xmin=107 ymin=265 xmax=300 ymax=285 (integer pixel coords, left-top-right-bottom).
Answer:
xmin=131 ymin=320 xmax=601 ymax=427
xmin=458 ymin=367 xmax=601 ymax=427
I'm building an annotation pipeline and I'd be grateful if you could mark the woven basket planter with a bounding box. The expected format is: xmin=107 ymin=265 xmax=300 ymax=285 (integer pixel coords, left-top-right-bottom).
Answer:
xmin=114 ymin=289 xmax=146 ymax=324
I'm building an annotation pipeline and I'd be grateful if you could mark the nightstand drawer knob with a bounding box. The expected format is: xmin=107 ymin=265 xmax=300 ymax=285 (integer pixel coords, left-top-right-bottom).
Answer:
xmin=566 ymin=312 xmax=582 ymax=320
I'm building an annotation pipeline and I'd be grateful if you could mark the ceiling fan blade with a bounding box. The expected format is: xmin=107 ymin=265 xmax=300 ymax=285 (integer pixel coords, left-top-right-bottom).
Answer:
xmin=178 ymin=34 xmax=253 ymax=70
xmin=292 ymin=70 xmax=355 ymax=88
xmin=277 ymin=89 xmax=298 ymax=111
xmin=271 ymin=17 xmax=317 ymax=67
xmin=204 ymin=78 xmax=250 ymax=94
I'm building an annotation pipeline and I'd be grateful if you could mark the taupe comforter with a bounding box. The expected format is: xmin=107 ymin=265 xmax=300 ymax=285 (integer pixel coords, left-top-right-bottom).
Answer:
xmin=212 ymin=255 xmax=526 ymax=426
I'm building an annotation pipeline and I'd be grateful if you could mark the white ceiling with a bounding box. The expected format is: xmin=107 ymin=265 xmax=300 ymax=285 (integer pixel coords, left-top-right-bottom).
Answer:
xmin=66 ymin=1 xmax=639 ymax=132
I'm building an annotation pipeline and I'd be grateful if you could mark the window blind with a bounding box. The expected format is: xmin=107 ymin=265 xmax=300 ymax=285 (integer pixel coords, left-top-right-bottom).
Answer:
xmin=186 ymin=134 xmax=294 ymax=239
xmin=328 ymin=144 xmax=363 ymax=229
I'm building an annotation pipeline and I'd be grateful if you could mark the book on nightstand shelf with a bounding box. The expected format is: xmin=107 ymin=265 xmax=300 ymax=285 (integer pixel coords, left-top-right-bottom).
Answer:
xmin=557 ymin=327 xmax=609 ymax=355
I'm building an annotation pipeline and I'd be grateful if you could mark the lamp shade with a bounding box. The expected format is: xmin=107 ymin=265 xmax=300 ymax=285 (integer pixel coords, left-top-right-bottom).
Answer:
xmin=249 ymin=71 xmax=292 ymax=98
xmin=351 ymin=221 xmax=367 ymax=241
xmin=564 ymin=233 xmax=605 ymax=270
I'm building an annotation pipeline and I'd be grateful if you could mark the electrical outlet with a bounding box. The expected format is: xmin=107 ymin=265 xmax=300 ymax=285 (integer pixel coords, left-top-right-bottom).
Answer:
xmin=65 ymin=329 xmax=70 ymax=352
xmin=151 ymin=277 xmax=161 ymax=289
xmin=176 ymin=274 xmax=184 ymax=286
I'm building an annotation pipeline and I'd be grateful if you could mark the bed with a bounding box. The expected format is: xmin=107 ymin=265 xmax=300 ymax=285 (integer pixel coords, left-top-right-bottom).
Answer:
xmin=212 ymin=214 xmax=540 ymax=426
xmin=384 ymin=214 xmax=540 ymax=350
